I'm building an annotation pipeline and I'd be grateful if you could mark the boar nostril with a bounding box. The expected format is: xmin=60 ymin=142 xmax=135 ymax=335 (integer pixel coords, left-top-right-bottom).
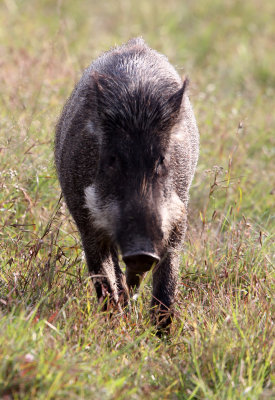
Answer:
xmin=123 ymin=252 xmax=160 ymax=272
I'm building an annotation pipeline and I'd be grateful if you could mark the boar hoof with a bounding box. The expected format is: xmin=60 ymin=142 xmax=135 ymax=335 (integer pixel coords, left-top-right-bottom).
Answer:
xmin=152 ymin=306 xmax=173 ymax=337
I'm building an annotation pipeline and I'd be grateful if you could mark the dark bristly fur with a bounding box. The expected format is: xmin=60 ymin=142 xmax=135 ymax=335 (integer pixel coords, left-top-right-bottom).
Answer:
xmin=92 ymin=71 xmax=187 ymax=138
xmin=55 ymin=38 xmax=199 ymax=331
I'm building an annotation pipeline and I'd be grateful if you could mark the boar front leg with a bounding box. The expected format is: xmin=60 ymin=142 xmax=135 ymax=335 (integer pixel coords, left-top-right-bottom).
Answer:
xmin=80 ymin=232 xmax=121 ymax=310
xmin=151 ymin=252 xmax=180 ymax=331
xmin=111 ymin=247 xmax=129 ymax=307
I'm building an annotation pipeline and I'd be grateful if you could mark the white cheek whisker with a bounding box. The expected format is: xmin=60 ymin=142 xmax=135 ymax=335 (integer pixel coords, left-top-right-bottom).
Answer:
xmin=84 ymin=185 xmax=118 ymax=237
xmin=161 ymin=192 xmax=186 ymax=238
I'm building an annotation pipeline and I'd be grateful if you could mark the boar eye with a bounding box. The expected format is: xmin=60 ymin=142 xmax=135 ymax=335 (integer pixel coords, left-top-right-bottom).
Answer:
xmin=108 ymin=155 xmax=117 ymax=168
xmin=156 ymin=156 xmax=165 ymax=176
xmin=159 ymin=156 xmax=165 ymax=165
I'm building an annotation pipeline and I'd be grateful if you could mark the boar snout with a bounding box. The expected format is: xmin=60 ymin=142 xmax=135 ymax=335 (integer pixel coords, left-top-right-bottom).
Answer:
xmin=119 ymin=228 xmax=162 ymax=272
xmin=123 ymin=251 xmax=160 ymax=273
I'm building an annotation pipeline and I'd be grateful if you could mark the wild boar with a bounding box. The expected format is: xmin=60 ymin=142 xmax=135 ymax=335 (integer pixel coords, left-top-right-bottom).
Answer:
xmin=55 ymin=38 xmax=199 ymax=329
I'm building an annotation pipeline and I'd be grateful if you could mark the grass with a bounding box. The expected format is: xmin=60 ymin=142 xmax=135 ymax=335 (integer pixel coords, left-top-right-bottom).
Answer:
xmin=0 ymin=0 xmax=274 ymax=398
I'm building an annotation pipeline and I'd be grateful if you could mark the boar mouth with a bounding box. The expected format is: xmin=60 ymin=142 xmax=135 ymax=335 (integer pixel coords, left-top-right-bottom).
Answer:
xmin=123 ymin=252 xmax=160 ymax=273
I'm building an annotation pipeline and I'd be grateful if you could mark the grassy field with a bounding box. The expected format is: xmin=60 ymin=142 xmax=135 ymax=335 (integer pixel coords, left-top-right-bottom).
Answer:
xmin=0 ymin=0 xmax=274 ymax=398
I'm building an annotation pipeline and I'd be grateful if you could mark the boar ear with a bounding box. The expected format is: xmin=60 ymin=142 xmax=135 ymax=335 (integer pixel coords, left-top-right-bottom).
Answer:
xmin=89 ymin=71 xmax=118 ymax=116
xmin=90 ymin=70 xmax=123 ymax=104
xmin=166 ymin=77 xmax=189 ymax=118
xmin=90 ymin=70 xmax=108 ymax=93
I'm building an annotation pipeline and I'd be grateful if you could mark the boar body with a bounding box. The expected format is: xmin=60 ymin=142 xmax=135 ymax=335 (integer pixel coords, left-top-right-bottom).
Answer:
xmin=55 ymin=38 xmax=199 ymax=327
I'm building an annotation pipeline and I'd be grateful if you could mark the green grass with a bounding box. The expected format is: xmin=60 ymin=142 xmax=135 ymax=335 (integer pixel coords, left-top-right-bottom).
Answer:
xmin=0 ymin=0 xmax=274 ymax=398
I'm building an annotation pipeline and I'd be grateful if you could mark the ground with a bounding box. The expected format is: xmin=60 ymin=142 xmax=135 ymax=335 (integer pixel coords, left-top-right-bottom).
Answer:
xmin=0 ymin=0 xmax=274 ymax=398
